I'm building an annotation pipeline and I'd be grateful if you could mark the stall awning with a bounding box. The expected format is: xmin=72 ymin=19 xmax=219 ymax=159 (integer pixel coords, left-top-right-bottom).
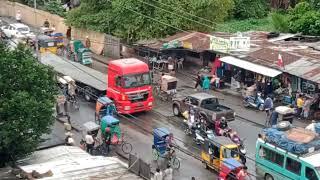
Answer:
xmin=220 ymin=56 xmax=282 ymax=77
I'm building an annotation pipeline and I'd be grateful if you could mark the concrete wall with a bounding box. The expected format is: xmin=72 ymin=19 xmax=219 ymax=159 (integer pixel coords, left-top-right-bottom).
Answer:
xmin=0 ymin=1 xmax=105 ymax=54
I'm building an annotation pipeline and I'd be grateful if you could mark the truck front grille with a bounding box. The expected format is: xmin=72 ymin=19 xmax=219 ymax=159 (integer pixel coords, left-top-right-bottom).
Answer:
xmin=127 ymin=91 xmax=149 ymax=103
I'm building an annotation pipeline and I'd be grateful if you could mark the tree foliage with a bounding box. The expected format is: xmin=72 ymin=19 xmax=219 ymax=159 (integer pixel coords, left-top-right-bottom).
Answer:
xmin=288 ymin=2 xmax=320 ymax=35
xmin=0 ymin=43 xmax=57 ymax=167
xmin=271 ymin=12 xmax=289 ymax=32
xmin=65 ymin=0 xmax=234 ymax=42
xmin=233 ymin=0 xmax=269 ymax=19
xmin=44 ymin=1 xmax=66 ymax=17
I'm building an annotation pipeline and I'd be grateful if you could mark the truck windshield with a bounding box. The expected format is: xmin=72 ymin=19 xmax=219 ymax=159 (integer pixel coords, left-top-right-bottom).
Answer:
xmin=123 ymin=73 xmax=151 ymax=88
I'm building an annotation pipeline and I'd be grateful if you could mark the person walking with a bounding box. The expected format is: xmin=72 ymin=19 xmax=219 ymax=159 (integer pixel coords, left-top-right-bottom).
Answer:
xmin=16 ymin=10 xmax=22 ymax=23
xmin=85 ymin=132 xmax=94 ymax=154
xmin=104 ymin=127 xmax=111 ymax=154
xmin=194 ymin=72 xmax=201 ymax=90
xmin=296 ymin=94 xmax=304 ymax=118
xmin=43 ymin=19 xmax=50 ymax=28
xmin=153 ymin=168 xmax=163 ymax=180
xmin=163 ymin=164 xmax=173 ymax=180
xmin=303 ymin=97 xmax=312 ymax=120
xmin=236 ymin=166 xmax=249 ymax=180
xmin=85 ymin=36 xmax=91 ymax=48
xmin=202 ymin=76 xmax=210 ymax=92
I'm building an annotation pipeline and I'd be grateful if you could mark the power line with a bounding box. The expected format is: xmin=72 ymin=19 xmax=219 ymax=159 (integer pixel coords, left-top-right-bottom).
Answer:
xmin=149 ymin=0 xmax=219 ymax=25
xmin=133 ymin=0 xmax=214 ymax=30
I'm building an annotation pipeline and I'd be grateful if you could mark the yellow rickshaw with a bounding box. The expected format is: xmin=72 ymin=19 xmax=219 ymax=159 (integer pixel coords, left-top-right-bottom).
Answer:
xmin=37 ymin=35 xmax=57 ymax=54
xmin=201 ymin=136 xmax=240 ymax=171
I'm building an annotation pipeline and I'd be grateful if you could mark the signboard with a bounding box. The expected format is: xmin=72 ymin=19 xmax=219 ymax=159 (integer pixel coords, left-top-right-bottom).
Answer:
xmin=162 ymin=40 xmax=181 ymax=49
xmin=182 ymin=41 xmax=193 ymax=49
xmin=210 ymin=35 xmax=250 ymax=52
xmin=210 ymin=36 xmax=230 ymax=52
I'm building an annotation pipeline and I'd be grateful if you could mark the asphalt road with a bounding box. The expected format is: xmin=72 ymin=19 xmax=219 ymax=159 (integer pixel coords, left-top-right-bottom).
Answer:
xmin=0 ymin=16 xmax=264 ymax=179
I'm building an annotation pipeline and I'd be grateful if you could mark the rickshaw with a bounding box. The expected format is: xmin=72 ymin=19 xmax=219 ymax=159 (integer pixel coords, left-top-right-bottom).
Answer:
xmin=201 ymin=137 xmax=240 ymax=171
xmin=95 ymin=97 xmax=117 ymax=124
xmin=49 ymin=32 xmax=64 ymax=47
xmin=218 ymin=158 xmax=244 ymax=180
xmin=100 ymin=115 xmax=132 ymax=154
xmin=68 ymin=40 xmax=92 ymax=65
xmin=153 ymin=74 xmax=178 ymax=101
xmin=152 ymin=127 xmax=180 ymax=169
xmin=37 ymin=35 xmax=58 ymax=54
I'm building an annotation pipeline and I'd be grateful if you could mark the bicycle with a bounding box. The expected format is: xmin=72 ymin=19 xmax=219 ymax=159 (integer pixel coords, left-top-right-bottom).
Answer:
xmin=152 ymin=146 xmax=180 ymax=169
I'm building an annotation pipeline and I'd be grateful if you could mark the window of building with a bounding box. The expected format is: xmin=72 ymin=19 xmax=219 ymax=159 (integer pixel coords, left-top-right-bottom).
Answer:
xmin=285 ymin=157 xmax=301 ymax=175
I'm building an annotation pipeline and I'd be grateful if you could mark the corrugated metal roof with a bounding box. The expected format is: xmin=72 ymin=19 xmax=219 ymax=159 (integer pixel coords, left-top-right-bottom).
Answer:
xmin=18 ymin=146 xmax=143 ymax=180
xmin=285 ymin=59 xmax=320 ymax=83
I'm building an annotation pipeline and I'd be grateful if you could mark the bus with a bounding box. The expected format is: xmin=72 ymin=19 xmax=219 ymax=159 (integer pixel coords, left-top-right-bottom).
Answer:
xmin=256 ymin=138 xmax=320 ymax=180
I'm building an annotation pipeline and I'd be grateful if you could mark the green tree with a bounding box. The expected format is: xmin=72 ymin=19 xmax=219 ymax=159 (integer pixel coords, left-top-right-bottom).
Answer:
xmin=0 ymin=43 xmax=57 ymax=167
xmin=288 ymin=2 xmax=320 ymax=35
xmin=271 ymin=12 xmax=289 ymax=32
xmin=66 ymin=0 xmax=234 ymax=43
xmin=233 ymin=0 xmax=269 ymax=19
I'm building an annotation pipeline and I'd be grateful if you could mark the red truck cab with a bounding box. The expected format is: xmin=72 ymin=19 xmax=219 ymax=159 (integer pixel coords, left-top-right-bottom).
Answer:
xmin=107 ymin=58 xmax=153 ymax=114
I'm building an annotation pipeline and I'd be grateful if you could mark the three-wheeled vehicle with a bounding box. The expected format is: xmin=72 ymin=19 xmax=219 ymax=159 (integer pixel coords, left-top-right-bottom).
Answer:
xmin=37 ymin=35 xmax=57 ymax=54
xmin=68 ymin=40 xmax=92 ymax=65
xmin=201 ymin=137 xmax=240 ymax=170
xmin=49 ymin=32 xmax=64 ymax=47
xmin=154 ymin=74 xmax=177 ymax=101
xmin=40 ymin=27 xmax=54 ymax=36
xmin=95 ymin=97 xmax=117 ymax=124
xmin=152 ymin=127 xmax=180 ymax=169
xmin=218 ymin=158 xmax=243 ymax=180
xmin=100 ymin=115 xmax=132 ymax=154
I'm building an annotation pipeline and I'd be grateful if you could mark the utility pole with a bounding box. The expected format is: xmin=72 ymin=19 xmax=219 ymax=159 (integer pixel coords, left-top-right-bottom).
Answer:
xmin=34 ymin=0 xmax=40 ymax=61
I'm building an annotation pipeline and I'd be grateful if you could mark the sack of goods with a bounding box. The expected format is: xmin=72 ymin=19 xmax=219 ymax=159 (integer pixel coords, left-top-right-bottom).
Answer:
xmin=264 ymin=126 xmax=320 ymax=155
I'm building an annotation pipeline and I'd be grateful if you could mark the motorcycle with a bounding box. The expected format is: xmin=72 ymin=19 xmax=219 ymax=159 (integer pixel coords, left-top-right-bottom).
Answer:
xmin=243 ymin=92 xmax=265 ymax=111
xmin=194 ymin=129 xmax=215 ymax=145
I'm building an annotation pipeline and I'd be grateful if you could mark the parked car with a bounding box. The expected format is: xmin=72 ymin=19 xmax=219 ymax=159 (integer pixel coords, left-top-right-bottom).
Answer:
xmin=1 ymin=23 xmax=33 ymax=39
xmin=172 ymin=93 xmax=235 ymax=123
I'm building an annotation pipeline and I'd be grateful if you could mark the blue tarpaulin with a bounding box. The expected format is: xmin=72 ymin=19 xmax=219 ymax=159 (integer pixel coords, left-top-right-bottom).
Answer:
xmin=264 ymin=128 xmax=320 ymax=154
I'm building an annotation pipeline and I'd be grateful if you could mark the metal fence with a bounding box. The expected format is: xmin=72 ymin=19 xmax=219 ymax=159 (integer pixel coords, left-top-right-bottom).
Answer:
xmin=128 ymin=154 xmax=151 ymax=180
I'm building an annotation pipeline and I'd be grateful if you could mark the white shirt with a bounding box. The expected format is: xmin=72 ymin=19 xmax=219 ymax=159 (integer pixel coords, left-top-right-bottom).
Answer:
xmin=153 ymin=171 xmax=163 ymax=180
xmin=164 ymin=168 xmax=173 ymax=180
xmin=306 ymin=123 xmax=316 ymax=133
xmin=16 ymin=13 xmax=21 ymax=21
xmin=85 ymin=135 xmax=94 ymax=144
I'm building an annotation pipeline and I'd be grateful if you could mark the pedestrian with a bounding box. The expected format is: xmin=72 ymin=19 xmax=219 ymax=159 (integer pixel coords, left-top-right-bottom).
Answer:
xmin=236 ymin=166 xmax=249 ymax=180
xmin=65 ymin=132 xmax=74 ymax=146
xmin=163 ymin=164 xmax=173 ymax=180
xmin=43 ymin=19 xmax=50 ymax=28
xmin=303 ymin=97 xmax=312 ymax=120
xmin=306 ymin=120 xmax=317 ymax=133
xmin=296 ymin=94 xmax=304 ymax=118
xmin=85 ymin=132 xmax=94 ymax=154
xmin=202 ymin=76 xmax=210 ymax=92
xmin=16 ymin=10 xmax=22 ymax=23
xmin=104 ymin=127 xmax=111 ymax=153
xmin=66 ymin=26 xmax=72 ymax=40
xmin=153 ymin=168 xmax=163 ymax=180
xmin=85 ymin=36 xmax=91 ymax=48
xmin=194 ymin=72 xmax=201 ymax=90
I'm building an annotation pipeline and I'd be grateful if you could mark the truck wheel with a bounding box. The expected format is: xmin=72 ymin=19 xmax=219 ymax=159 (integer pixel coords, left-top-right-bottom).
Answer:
xmin=84 ymin=86 xmax=93 ymax=101
xmin=172 ymin=104 xmax=180 ymax=116
xmin=276 ymin=121 xmax=291 ymax=131
xmin=264 ymin=174 xmax=274 ymax=180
